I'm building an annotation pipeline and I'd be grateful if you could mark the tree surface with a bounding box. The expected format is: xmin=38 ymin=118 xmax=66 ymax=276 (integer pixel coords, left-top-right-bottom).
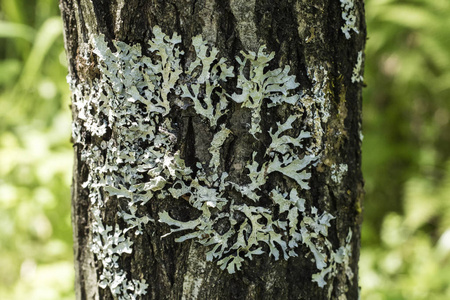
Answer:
xmin=60 ymin=0 xmax=365 ymax=299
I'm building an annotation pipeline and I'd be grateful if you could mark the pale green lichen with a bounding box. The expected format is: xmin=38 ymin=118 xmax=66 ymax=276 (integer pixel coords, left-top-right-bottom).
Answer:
xmin=71 ymin=26 xmax=354 ymax=298
xmin=158 ymin=40 xmax=334 ymax=280
xmin=351 ymin=51 xmax=364 ymax=83
xmin=312 ymin=229 xmax=354 ymax=295
xmin=267 ymin=115 xmax=311 ymax=156
xmin=230 ymin=46 xmax=300 ymax=137
xmin=340 ymin=0 xmax=359 ymax=39
xmin=181 ymin=35 xmax=234 ymax=127
xmin=208 ymin=125 xmax=232 ymax=171
xmin=91 ymin=208 xmax=148 ymax=296
xmin=267 ymin=154 xmax=316 ymax=190
xmin=71 ymin=27 xmax=187 ymax=299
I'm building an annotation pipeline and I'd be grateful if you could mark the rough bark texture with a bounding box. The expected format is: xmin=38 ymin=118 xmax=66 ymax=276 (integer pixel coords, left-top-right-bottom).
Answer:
xmin=61 ymin=0 xmax=365 ymax=299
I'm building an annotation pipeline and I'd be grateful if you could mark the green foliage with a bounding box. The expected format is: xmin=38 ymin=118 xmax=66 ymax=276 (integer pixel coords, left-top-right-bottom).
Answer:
xmin=0 ymin=0 xmax=449 ymax=298
xmin=360 ymin=166 xmax=450 ymax=299
xmin=0 ymin=0 xmax=73 ymax=299
xmin=362 ymin=0 xmax=450 ymax=298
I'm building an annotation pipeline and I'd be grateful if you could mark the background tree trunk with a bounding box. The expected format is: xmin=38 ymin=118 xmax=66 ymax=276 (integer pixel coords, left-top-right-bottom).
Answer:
xmin=60 ymin=0 xmax=365 ymax=299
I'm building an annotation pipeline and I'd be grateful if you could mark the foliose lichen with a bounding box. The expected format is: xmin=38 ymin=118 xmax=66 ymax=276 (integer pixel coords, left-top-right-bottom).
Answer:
xmin=340 ymin=0 xmax=359 ymax=39
xmin=71 ymin=26 xmax=355 ymax=298
xmin=181 ymin=35 xmax=234 ymax=127
xmin=351 ymin=51 xmax=364 ymax=83
xmin=71 ymin=27 xmax=187 ymax=299
xmin=230 ymin=46 xmax=300 ymax=137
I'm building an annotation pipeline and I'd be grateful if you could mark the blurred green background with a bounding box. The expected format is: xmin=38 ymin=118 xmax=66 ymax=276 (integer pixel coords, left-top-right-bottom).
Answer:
xmin=0 ymin=0 xmax=449 ymax=299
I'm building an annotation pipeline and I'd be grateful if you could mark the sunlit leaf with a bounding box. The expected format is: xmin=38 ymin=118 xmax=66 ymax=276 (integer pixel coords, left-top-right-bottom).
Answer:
xmin=0 ymin=21 xmax=35 ymax=41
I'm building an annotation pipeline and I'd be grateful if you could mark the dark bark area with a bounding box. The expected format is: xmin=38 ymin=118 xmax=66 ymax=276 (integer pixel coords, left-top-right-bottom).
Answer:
xmin=61 ymin=0 xmax=366 ymax=299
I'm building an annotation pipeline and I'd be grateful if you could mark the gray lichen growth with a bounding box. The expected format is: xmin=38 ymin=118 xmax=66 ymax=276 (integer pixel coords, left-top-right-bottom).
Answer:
xmin=209 ymin=125 xmax=232 ymax=171
xmin=181 ymin=35 xmax=233 ymax=127
xmin=230 ymin=47 xmax=300 ymax=137
xmin=331 ymin=164 xmax=348 ymax=184
xmin=351 ymin=51 xmax=364 ymax=83
xmin=340 ymin=0 xmax=359 ymax=39
xmin=71 ymin=26 xmax=354 ymax=298
xmin=71 ymin=27 xmax=187 ymax=299
xmin=312 ymin=229 xmax=354 ymax=295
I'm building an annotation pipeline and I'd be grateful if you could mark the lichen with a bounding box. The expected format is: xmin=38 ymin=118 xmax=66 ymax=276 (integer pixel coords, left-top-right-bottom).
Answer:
xmin=351 ymin=51 xmax=364 ymax=83
xmin=230 ymin=46 xmax=300 ymax=137
xmin=71 ymin=27 xmax=187 ymax=299
xmin=91 ymin=208 xmax=148 ymax=297
xmin=181 ymin=35 xmax=234 ymax=127
xmin=331 ymin=164 xmax=348 ymax=184
xmin=340 ymin=0 xmax=359 ymax=39
xmin=209 ymin=125 xmax=232 ymax=171
xmin=301 ymin=65 xmax=332 ymax=156
xmin=312 ymin=229 xmax=354 ymax=294
xmin=71 ymin=26 xmax=354 ymax=298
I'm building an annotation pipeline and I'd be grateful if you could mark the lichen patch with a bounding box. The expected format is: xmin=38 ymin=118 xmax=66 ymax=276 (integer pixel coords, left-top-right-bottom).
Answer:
xmin=340 ymin=0 xmax=360 ymax=39
xmin=71 ymin=26 xmax=355 ymax=298
xmin=351 ymin=51 xmax=364 ymax=83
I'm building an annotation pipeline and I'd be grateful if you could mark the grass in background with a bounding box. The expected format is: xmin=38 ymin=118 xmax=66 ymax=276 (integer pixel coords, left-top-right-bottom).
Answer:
xmin=0 ymin=0 xmax=74 ymax=299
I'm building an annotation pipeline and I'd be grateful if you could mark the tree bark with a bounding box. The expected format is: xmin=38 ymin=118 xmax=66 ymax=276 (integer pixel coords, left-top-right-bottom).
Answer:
xmin=60 ymin=0 xmax=365 ymax=299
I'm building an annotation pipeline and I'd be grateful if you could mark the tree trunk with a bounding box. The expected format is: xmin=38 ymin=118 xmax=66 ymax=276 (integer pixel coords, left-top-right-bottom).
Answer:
xmin=60 ymin=0 xmax=365 ymax=299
